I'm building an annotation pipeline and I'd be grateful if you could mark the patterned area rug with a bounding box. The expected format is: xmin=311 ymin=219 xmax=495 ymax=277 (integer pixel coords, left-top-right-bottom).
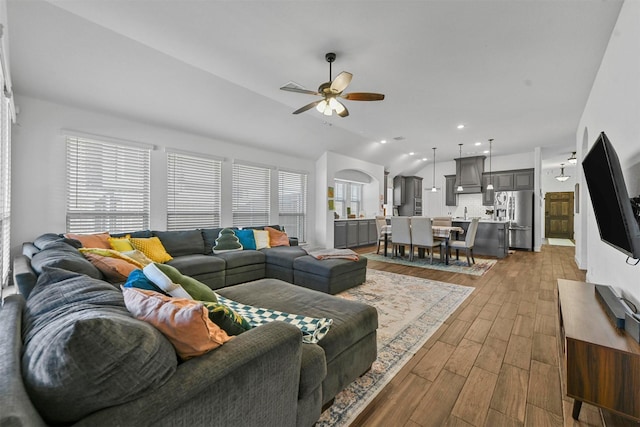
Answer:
xmin=316 ymin=269 xmax=474 ymax=426
xmin=364 ymin=252 xmax=497 ymax=276
xmin=547 ymin=238 xmax=575 ymax=246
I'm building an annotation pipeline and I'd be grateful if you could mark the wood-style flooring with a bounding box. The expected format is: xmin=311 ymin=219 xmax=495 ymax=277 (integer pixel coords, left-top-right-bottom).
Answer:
xmin=349 ymin=244 xmax=638 ymax=427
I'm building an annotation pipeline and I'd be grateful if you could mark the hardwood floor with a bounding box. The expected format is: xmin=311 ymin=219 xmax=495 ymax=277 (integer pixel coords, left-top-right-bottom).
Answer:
xmin=349 ymin=244 xmax=638 ymax=427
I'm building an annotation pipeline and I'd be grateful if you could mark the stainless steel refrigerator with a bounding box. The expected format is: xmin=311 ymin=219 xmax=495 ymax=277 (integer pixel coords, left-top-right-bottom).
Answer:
xmin=507 ymin=190 xmax=534 ymax=250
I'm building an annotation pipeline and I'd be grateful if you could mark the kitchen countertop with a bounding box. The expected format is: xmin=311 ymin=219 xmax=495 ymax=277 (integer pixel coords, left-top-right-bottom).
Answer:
xmin=334 ymin=217 xmax=376 ymax=221
xmin=451 ymin=218 xmax=508 ymax=224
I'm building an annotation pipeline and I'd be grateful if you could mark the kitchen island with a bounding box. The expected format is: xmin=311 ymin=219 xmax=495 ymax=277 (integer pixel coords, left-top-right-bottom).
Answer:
xmin=334 ymin=218 xmax=378 ymax=249
xmin=452 ymin=218 xmax=509 ymax=259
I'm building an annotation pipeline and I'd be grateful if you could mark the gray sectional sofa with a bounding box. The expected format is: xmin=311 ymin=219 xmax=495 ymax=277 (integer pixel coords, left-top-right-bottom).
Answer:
xmin=1 ymin=226 xmax=377 ymax=426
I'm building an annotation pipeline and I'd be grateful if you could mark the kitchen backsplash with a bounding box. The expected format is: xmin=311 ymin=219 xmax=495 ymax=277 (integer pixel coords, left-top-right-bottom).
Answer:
xmin=449 ymin=194 xmax=488 ymax=218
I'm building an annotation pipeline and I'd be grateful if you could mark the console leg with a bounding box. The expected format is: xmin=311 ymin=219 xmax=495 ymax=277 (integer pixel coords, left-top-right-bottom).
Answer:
xmin=572 ymin=399 xmax=582 ymax=420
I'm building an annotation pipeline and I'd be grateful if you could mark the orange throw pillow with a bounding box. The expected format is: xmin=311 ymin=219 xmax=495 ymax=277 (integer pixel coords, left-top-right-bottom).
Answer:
xmin=64 ymin=232 xmax=111 ymax=249
xmin=122 ymin=287 xmax=232 ymax=360
xmin=265 ymin=227 xmax=290 ymax=247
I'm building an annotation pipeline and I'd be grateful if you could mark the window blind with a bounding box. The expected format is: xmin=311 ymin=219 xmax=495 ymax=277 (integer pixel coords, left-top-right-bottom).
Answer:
xmin=167 ymin=152 xmax=221 ymax=230
xmin=0 ymin=87 xmax=10 ymax=288
xmin=278 ymin=170 xmax=307 ymax=242
xmin=232 ymin=162 xmax=271 ymax=227
xmin=66 ymin=137 xmax=150 ymax=233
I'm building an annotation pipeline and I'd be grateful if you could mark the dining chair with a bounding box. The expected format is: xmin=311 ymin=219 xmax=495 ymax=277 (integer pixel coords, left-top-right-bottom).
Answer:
xmin=449 ymin=217 xmax=480 ymax=266
xmin=432 ymin=216 xmax=453 ymax=227
xmin=411 ymin=217 xmax=443 ymax=264
xmin=375 ymin=216 xmax=391 ymax=254
xmin=390 ymin=216 xmax=412 ymax=259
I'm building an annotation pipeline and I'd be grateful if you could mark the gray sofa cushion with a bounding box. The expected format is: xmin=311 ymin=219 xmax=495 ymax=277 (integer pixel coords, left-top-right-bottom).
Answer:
xmin=22 ymin=267 xmax=177 ymax=425
xmin=30 ymin=241 xmax=102 ymax=279
xmin=154 ymin=230 xmax=205 ymax=257
xmin=167 ymin=254 xmax=226 ymax=277
xmin=215 ymin=250 xmax=265 ymax=269
xmin=261 ymin=246 xmax=307 ymax=268
xmin=110 ymin=230 xmax=153 ymax=239
xmin=33 ymin=233 xmax=82 ymax=250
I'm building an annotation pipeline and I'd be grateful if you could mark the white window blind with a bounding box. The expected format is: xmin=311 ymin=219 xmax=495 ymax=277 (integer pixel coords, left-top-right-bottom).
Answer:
xmin=334 ymin=179 xmax=363 ymax=219
xmin=66 ymin=137 xmax=150 ymax=233
xmin=278 ymin=170 xmax=307 ymax=242
xmin=167 ymin=152 xmax=221 ymax=230
xmin=0 ymin=84 xmax=10 ymax=288
xmin=232 ymin=162 xmax=271 ymax=227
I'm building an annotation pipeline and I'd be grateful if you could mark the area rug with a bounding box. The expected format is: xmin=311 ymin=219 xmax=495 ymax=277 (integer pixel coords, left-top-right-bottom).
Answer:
xmin=364 ymin=252 xmax=497 ymax=276
xmin=316 ymin=269 xmax=474 ymax=426
xmin=547 ymin=238 xmax=575 ymax=246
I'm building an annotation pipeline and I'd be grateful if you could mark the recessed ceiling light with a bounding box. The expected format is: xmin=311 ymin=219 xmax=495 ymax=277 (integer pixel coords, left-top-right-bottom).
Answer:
xmin=475 ymin=142 xmax=482 ymax=146
xmin=380 ymin=140 xmax=387 ymax=144
xmin=409 ymin=152 xmax=415 ymax=156
xmin=457 ymin=124 xmax=465 ymax=129
xmin=483 ymin=150 xmax=489 ymax=154
xmin=422 ymin=158 xmax=428 ymax=161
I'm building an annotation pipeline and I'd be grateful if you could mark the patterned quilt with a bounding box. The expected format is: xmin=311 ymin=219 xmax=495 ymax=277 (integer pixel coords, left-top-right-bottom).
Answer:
xmin=216 ymin=295 xmax=333 ymax=344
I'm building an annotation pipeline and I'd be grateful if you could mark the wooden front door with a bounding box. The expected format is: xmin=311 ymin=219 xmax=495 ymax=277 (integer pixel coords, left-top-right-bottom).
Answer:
xmin=545 ymin=192 xmax=574 ymax=239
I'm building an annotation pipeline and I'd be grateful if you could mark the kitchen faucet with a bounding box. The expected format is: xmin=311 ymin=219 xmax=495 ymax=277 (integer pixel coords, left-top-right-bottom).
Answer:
xmin=464 ymin=206 xmax=468 ymax=220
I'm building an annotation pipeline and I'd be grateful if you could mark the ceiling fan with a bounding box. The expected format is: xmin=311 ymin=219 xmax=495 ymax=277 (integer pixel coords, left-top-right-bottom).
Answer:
xmin=280 ymin=52 xmax=385 ymax=118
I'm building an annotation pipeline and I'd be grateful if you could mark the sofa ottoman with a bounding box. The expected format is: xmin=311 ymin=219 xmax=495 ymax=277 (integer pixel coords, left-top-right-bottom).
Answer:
xmin=217 ymin=278 xmax=378 ymax=409
xmin=293 ymin=255 xmax=368 ymax=294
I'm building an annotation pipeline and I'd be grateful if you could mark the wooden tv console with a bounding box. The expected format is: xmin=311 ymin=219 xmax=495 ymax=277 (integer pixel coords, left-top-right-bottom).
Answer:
xmin=557 ymin=279 xmax=640 ymax=421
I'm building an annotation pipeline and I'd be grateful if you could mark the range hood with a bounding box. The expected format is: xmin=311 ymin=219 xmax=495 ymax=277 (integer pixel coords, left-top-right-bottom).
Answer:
xmin=455 ymin=156 xmax=485 ymax=194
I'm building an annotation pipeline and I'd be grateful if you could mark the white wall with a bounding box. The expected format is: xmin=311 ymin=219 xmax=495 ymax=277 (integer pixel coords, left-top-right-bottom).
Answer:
xmin=576 ymin=0 xmax=640 ymax=304
xmin=315 ymin=151 xmax=384 ymax=248
xmin=10 ymin=95 xmax=316 ymax=254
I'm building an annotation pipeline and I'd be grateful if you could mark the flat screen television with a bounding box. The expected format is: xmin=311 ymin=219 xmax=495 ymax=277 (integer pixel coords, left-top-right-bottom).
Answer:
xmin=582 ymin=131 xmax=640 ymax=259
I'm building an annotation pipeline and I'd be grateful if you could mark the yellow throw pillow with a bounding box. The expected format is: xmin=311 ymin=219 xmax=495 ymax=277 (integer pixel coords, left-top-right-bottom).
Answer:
xmin=109 ymin=236 xmax=135 ymax=252
xmin=253 ymin=230 xmax=270 ymax=250
xmin=129 ymin=237 xmax=173 ymax=263
xmin=122 ymin=287 xmax=232 ymax=360
xmin=79 ymin=248 xmax=144 ymax=269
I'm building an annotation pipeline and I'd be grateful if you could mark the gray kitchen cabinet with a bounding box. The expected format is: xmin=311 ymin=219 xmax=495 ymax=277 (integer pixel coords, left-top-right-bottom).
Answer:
xmin=393 ymin=176 xmax=405 ymax=206
xmin=368 ymin=220 xmax=378 ymax=244
xmin=494 ymin=172 xmax=515 ymax=191
xmin=334 ymin=221 xmax=347 ymax=249
xmin=514 ymin=169 xmax=534 ymax=190
xmin=482 ymin=174 xmax=495 ymax=206
xmin=347 ymin=221 xmax=358 ymax=247
xmin=358 ymin=220 xmax=370 ymax=246
xmin=445 ymin=175 xmax=458 ymax=206
xmin=455 ymin=156 xmax=485 ymax=193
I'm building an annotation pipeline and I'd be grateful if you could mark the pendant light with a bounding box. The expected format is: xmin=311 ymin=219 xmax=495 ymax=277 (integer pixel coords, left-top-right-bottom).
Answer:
xmin=555 ymin=163 xmax=570 ymax=182
xmin=486 ymin=138 xmax=494 ymax=190
xmin=456 ymin=143 xmax=464 ymax=192
xmin=431 ymin=147 xmax=438 ymax=192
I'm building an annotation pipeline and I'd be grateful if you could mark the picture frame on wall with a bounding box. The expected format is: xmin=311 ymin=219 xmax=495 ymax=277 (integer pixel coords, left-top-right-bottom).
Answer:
xmin=327 ymin=186 xmax=334 ymax=199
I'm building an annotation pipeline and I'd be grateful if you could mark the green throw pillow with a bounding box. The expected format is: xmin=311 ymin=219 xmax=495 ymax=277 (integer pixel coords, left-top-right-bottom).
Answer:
xmin=153 ymin=263 xmax=217 ymax=302
xmin=213 ymin=228 xmax=243 ymax=254
xmin=202 ymin=301 xmax=252 ymax=336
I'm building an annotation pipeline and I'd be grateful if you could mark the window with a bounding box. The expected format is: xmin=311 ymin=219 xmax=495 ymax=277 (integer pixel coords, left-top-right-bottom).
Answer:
xmin=66 ymin=136 xmax=151 ymax=233
xmin=232 ymin=162 xmax=271 ymax=227
xmin=278 ymin=170 xmax=307 ymax=242
xmin=334 ymin=179 xmax=363 ymax=219
xmin=167 ymin=152 xmax=221 ymax=230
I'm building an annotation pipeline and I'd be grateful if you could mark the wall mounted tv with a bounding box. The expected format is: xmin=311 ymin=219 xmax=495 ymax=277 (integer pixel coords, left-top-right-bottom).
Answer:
xmin=582 ymin=131 xmax=640 ymax=260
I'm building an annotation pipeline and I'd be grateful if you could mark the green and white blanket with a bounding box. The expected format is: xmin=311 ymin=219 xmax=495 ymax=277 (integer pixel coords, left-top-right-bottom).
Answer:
xmin=216 ymin=295 xmax=333 ymax=344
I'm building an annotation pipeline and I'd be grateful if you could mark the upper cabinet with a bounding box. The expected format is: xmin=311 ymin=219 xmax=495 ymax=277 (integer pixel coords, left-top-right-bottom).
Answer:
xmin=393 ymin=175 xmax=405 ymax=205
xmin=482 ymin=168 xmax=535 ymax=201
xmin=455 ymin=156 xmax=485 ymax=194
xmin=445 ymin=175 xmax=458 ymax=206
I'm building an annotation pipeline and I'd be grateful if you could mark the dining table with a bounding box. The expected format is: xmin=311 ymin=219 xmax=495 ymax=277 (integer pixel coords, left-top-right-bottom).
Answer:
xmin=383 ymin=224 xmax=464 ymax=265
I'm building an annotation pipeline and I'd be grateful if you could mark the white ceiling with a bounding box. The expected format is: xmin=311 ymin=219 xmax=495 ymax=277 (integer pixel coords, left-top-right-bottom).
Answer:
xmin=6 ymin=0 xmax=623 ymax=177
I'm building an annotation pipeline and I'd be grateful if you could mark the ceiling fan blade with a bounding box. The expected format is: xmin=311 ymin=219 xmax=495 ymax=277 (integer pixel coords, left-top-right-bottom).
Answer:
xmin=292 ymin=100 xmax=322 ymax=114
xmin=342 ymin=92 xmax=385 ymax=101
xmin=330 ymin=71 xmax=353 ymax=94
xmin=280 ymin=86 xmax=321 ymax=96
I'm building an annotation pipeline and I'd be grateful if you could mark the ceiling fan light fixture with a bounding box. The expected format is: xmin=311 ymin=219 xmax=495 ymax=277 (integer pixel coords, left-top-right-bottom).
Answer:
xmin=316 ymin=100 xmax=327 ymax=113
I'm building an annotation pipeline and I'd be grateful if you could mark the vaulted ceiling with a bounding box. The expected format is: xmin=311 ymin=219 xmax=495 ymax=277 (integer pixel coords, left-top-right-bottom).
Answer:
xmin=6 ymin=0 xmax=623 ymax=177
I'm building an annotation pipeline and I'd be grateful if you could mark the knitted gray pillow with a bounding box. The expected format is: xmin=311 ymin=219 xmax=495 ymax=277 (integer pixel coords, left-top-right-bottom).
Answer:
xmin=22 ymin=267 xmax=177 ymax=425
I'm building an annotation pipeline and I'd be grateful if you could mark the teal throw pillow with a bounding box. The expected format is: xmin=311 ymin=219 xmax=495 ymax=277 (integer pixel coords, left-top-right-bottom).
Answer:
xmin=213 ymin=228 xmax=243 ymax=254
xmin=123 ymin=269 xmax=167 ymax=295
xmin=202 ymin=301 xmax=252 ymax=336
xmin=235 ymin=229 xmax=256 ymax=250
